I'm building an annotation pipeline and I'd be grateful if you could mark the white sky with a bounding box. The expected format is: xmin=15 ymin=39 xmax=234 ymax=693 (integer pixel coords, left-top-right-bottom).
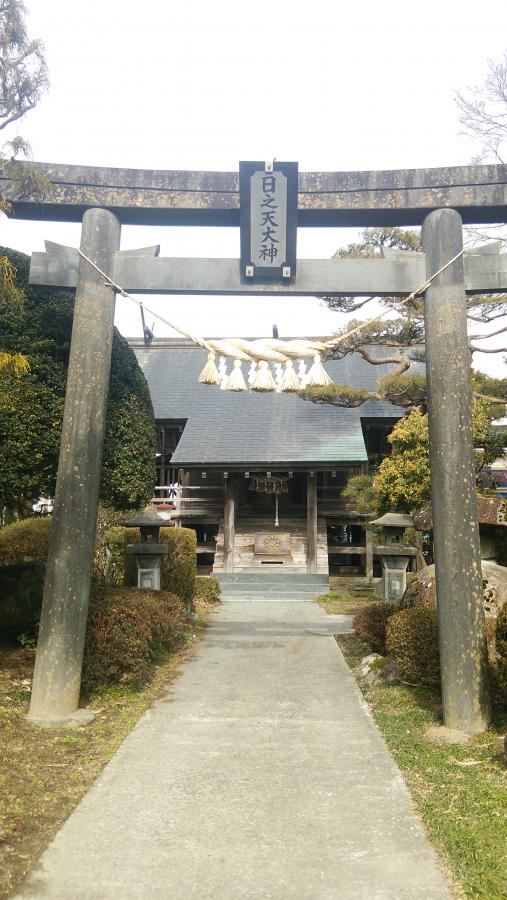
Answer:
xmin=1 ymin=0 xmax=507 ymax=376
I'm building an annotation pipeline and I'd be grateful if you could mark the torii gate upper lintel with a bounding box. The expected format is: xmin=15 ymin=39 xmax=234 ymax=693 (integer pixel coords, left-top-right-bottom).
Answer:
xmin=2 ymin=159 xmax=507 ymax=227
xmin=8 ymin=160 xmax=504 ymax=737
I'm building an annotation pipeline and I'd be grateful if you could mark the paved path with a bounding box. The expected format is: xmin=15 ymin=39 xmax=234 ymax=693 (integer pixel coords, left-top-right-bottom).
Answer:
xmin=16 ymin=602 xmax=451 ymax=899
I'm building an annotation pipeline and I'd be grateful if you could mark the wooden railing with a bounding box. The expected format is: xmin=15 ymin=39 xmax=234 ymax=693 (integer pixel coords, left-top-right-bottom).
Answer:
xmin=151 ymin=485 xmax=222 ymax=518
xmin=151 ymin=484 xmax=362 ymax=518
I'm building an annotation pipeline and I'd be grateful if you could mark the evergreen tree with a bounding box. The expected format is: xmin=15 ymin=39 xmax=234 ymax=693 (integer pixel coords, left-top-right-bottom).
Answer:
xmin=0 ymin=247 xmax=156 ymax=513
xmin=0 ymin=1 xmax=48 ymax=373
xmin=0 ymin=0 xmax=47 ymax=134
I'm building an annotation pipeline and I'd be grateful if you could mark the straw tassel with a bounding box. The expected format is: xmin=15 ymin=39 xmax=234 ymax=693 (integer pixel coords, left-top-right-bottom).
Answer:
xmin=280 ymin=359 xmax=301 ymax=392
xmin=198 ymin=351 xmax=221 ymax=385
xmin=225 ymin=359 xmax=247 ymax=391
xmin=306 ymin=354 xmax=333 ymax=387
xmin=218 ymin=357 xmax=229 ymax=390
xmin=251 ymin=360 xmax=277 ymax=392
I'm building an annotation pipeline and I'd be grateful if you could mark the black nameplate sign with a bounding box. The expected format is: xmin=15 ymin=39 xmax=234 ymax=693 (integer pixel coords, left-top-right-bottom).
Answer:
xmin=240 ymin=160 xmax=298 ymax=282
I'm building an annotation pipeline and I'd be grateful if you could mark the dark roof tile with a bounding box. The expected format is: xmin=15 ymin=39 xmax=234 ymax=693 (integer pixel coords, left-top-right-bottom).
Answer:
xmin=134 ymin=343 xmax=421 ymax=466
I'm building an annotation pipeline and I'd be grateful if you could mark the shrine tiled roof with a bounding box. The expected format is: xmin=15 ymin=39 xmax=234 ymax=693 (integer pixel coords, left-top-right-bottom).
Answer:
xmin=133 ymin=340 xmax=422 ymax=467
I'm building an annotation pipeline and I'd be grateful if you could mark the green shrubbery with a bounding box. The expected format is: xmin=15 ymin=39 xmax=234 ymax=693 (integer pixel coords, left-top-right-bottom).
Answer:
xmin=0 ymin=246 xmax=156 ymax=512
xmin=386 ymin=607 xmax=440 ymax=686
xmin=0 ymin=514 xmax=199 ymax=696
xmin=490 ymin=602 xmax=507 ymax=708
xmin=195 ymin=575 xmax=221 ymax=603
xmin=354 ymin=594 xmax=507 ymax=707
xmin=124 ymin=526 xmax=197 ymax=608
xmin=0 ymin=511 xmax=138 ymax=641
xmin=496 ymin=601 xmax=507 ymax=659
xmin=0 ymin=516 xmax=51 ymax=566
xmin=161 ymin=527 xmax=197 ymax=607
xmin=0 ymin=516 xmax=197 ymax=648
xmin=0 ymin=519 xmax=52 ymax=638
xmin=82 ymin=586 xmax=188 ymax=692
xmin=93 ymin=505 xmax=140 ymax=584
xmin=0 ymin=563 xmax=44 ymax=639
xmin=352 ymin=602 xmax=400 ymax=654
xmin=96 ymin=525 xmax=131 ymax=586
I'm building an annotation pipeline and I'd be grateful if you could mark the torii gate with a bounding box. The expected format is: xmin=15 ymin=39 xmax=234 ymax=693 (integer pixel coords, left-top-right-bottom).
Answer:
xmin=3 ymin=160 xmax=507 ymax=735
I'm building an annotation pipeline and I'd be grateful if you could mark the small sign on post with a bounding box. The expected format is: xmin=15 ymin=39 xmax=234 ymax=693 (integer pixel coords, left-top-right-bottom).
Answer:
xmin=240 ymin=160 xmax=298 ymax=282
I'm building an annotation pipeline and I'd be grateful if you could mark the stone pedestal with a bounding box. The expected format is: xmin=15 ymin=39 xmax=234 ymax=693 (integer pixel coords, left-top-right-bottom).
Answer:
xmin=377 ymin=551 xmax=412 ymax=603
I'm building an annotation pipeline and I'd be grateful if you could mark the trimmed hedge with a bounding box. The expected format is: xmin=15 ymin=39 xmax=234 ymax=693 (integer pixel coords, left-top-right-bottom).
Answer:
xmin=0 ymin=511 xmax=138 ymax=640
xmin=386 ymin=607 xmax=440 ymax=687
xmin=195 ymin=575 xmax=221 ymax=603
xmin=0 ymin=563 xmax=44 ymax=639
xmin=123 ymin=526 xmax=196 ymax=607
xmin=353 ymin=602 xmax=400 ymax=655
xmin=82 ymin=586 xmax=188 ymax=692
xmin=93 ymin=505 xmax=141 ymax=583
xmin=496 ymin=601 xmax=507 ymax=659
xmin=97 ymin=525 xmax=130 ymax=586
xmin=490 ymin=602 xmax=507 ymax=708
xmin=0 ymin=507 xmax=141 ymax=579
xmin=161 ymin=527 xmax=197 ymax=606
xmin=357 ymin=599 xmax=507 ymax=706
xmin=0 ymin=517 xmax=197 ymax=642
xmin=0 ymin=517 xmax=51 ymax=567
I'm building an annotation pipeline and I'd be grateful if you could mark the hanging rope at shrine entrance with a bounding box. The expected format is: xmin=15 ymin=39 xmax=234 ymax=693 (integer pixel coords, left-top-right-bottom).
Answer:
xmin=78 ymin=248 xmax=464 ymax=394
xmin=250 ymin=474 xmax=289 ymax=526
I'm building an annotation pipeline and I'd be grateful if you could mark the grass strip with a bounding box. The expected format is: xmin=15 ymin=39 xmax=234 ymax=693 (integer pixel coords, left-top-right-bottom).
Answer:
xmin=338 ymin=633 xmax=507 ymax=900
xmin=315 ymin=591 xmax=375 ymax=616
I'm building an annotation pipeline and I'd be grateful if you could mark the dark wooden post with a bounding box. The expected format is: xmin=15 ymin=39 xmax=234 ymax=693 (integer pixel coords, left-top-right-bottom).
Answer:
xmin=307 ymin=472 xmax=318 ymax=574
xmin=365 ymin=530 xmax=374 ymax=582
xmin=28 ymin=208 xmax=121 ymax=725
xmin=422 ymin=208 xmax=490 ymax=735
xmin=224 ymin=475 xmax=235 ymax=573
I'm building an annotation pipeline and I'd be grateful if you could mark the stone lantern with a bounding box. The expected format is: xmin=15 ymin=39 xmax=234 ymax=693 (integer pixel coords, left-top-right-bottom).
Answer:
xmin=124 ymin=513 xmax=170 ymax=590
xmin=370 ymin=513 xmax=417 ymax=603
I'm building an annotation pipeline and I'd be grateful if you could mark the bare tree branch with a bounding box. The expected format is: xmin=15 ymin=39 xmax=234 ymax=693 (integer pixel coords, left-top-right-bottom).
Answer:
xmin=472 ymin=391 xmax=507 ymax=404
xmin=356 ymin=347 xmax=411 ymax=377
xmin=471 ymin=344 xmax=507 ymax=353
xmin=469 ymin=323 xmax=507 ymax=341
xmin=455 ymin=52 xmax=507 ymax=164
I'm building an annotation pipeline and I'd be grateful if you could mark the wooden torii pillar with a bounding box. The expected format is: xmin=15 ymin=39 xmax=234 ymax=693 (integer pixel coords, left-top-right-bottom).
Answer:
xmin=423 ymin=209 xmax=490 ymax=734
xmin=5 ymin=161 xmax=506 ymax=734
xmin=28 ymin=208 xmax=120 ymax=725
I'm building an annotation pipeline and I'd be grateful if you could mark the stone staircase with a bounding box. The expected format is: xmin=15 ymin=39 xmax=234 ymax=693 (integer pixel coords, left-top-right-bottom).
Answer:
xmin=215 ymin=573 xmax=329 ymax=602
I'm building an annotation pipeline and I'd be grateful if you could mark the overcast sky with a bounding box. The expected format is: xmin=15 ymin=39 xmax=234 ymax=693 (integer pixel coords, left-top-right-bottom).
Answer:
xmin=1 ymin=0 xmax=507 ymax=374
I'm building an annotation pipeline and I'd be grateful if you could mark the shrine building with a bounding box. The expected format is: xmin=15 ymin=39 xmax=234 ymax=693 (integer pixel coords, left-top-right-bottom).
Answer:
xmin=132 ymin=337 xmax=423 ymax=579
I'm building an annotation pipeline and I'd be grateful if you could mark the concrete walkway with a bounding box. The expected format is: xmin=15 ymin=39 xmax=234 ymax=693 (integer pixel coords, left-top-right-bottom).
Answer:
xmin=16 ymin=602 xmax=451 ymax=899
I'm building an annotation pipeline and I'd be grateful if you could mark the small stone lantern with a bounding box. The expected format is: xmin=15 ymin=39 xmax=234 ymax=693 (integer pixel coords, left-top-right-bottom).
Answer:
xmin=370 ymin=513 xmax=417 ymax=603
xmin=124 ymin=513 xmax=170 ymax=590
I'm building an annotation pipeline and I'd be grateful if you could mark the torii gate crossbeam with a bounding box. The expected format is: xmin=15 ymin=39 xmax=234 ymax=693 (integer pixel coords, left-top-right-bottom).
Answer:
xmin=2 ymin=160 xmax=507 ymax=226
